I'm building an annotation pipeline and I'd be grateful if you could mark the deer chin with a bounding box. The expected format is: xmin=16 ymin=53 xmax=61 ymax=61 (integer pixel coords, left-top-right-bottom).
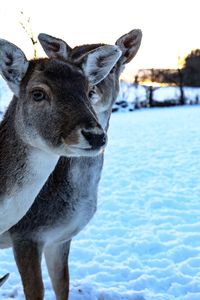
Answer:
xmin=58 ymin=142 xmax=103 ymax=157
xmin=67 ymin=145 xmax=104 ymax=157
xmin=50 ymin=140 xmax=101 ymax=157
xmin=60 ymin=135 xmax=105 ymax=157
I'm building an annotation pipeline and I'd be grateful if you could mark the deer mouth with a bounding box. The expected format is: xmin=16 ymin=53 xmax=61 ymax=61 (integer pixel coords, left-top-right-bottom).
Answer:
xmin=60 ymin=137 xmax=105 ymax=157
xmin=69 ymin=145 xmax=102 ymax=151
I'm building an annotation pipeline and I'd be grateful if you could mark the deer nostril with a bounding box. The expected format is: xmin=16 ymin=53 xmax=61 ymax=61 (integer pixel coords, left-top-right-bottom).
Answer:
xmin=81 ymin=130 xmax=107 ymax=149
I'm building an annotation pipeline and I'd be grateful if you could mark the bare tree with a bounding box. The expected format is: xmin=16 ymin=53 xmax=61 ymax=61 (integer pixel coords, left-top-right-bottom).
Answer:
xmin=19 ymin=11 xmax=38 ymax=58
xmin=183 ymin=49 xmax=200 ymax=86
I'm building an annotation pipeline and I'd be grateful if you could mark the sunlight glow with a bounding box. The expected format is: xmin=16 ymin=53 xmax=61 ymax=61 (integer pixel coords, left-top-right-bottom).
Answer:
xmin=0 ymin=0 xmax=199 ymax=81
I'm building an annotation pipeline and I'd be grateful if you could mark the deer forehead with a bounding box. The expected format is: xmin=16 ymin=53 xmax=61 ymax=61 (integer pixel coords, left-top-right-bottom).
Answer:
xmin=22 ymin=59 xmax=88 ymax=93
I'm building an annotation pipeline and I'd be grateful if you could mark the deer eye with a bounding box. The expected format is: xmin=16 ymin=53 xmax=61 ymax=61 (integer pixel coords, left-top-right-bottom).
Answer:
xmin=88 ymin=90 xmax=96 ymax=98
xmin=32 ymin=89 xmax=47 ymax=102
xmin=88 ymin=88 xmax=100 ymax=104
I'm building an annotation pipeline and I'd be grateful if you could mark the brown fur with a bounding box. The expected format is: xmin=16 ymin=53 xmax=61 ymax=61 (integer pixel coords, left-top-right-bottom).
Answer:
xmin=0 ymin=39 xmax=110 ymax=237
xmin=0 ymin=30 xmax=143 ymax=299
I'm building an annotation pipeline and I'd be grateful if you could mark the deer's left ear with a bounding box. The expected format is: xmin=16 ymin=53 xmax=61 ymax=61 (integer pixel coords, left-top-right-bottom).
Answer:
xmin=79 ymin=45 xmax=122 ymax=85
xmin=38 ymin=33 xmax=72 ymax=60
xmin=115 ymin=29 xmax=142 ymax=64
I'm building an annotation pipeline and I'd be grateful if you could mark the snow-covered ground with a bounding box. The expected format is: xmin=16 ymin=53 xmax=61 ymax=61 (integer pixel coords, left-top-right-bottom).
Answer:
xmin=1 ymin=77 xmax=200 ymax=299
xmin=1 ymin=104 xmax=200 ymax=299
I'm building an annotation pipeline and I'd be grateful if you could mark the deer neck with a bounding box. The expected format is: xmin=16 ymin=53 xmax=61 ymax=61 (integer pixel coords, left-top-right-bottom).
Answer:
xmin=0 ymin=98 xmax=59 ymax=234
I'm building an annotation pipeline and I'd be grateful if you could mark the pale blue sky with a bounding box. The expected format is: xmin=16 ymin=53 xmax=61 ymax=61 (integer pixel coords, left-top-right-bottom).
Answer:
xmin=0 ymin=0 xmax=199 ymax=80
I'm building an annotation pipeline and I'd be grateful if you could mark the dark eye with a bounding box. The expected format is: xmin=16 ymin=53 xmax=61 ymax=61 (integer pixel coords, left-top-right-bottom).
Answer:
xmin=88 ymin=90 xmax=96 ymax=99
xmin=32 ymin=90 xmax=47 ymax=102
xmin=88 ymin=88 xmax=100 ymax=104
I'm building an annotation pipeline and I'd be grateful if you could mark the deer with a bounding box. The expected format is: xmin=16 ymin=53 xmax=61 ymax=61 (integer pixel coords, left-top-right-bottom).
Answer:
xmin=0 ymin=29 xmax=142 ymax=299
xmin=0 ymin=38 xmax=122 ymax=285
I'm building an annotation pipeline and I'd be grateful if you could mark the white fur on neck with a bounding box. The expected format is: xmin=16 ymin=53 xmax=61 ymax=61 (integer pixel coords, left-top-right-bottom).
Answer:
xmin=42 ymin=162 xmax=98 ymax=246
xmin=0 ymin=148 xmax=58 ymax=234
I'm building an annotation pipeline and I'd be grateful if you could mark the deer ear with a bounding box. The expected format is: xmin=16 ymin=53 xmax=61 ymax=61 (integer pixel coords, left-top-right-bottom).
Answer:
xmin=0 ymin=39 xmax=29 ymax=96
xmin=116 ymin=29 xmax=142 ymax=64
xmin=38 ymin=33 xmax=72 ymax=60
xmin=80 ymin=45 xmax=122 ymax=85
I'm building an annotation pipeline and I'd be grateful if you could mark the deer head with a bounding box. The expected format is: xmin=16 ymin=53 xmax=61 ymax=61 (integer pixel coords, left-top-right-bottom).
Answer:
xmin=0 ymin=39 xmax=122 ymax=157
xmin=38 ymin=30 xmax=142 ymax=129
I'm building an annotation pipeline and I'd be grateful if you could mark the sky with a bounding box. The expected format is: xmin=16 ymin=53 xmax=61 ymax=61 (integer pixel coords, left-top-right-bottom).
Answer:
xmin=0 ymin=0 xmax=199 ymax=81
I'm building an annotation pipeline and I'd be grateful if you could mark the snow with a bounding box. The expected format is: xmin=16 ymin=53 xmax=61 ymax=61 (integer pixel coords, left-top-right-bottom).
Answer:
xmin=153 ymin=86 xmax=200 ymax=103
xmin=1 ymin=103 xmax=200 ymax=299
xmin=117 ymin=81 xmax=147 ymax=104
xmin=183 ymin=87 xmax=200 ymax=104
xmin=114 ymin=81 xmax=200 ymax=112
xmin=153 ymin=86 xmax=181 ymax=102
xmin=0 ymin=79 xmax=12 ymax=113
xmin=114 ymin=82 xmax=147 ymax=111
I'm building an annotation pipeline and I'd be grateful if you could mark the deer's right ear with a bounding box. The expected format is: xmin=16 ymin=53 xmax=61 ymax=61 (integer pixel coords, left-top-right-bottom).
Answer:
xmin=38 ymin=33 xmax=72 ymax=60
xmin=115 ymin=29 xmax=142 ymax=65
xmin=0 ymin=39 xmax=29 ymax=96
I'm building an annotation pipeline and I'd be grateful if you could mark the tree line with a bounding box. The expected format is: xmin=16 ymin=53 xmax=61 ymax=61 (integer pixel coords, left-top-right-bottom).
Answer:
xmin=134 ymin=49 xmax=200 ymax=106
xmin=137 ymin=49 xmax=200 ymax=87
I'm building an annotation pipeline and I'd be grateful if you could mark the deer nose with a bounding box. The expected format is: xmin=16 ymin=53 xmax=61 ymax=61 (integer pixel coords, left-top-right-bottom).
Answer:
xmin=81 ymin=129 xmax=107 ymax=149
